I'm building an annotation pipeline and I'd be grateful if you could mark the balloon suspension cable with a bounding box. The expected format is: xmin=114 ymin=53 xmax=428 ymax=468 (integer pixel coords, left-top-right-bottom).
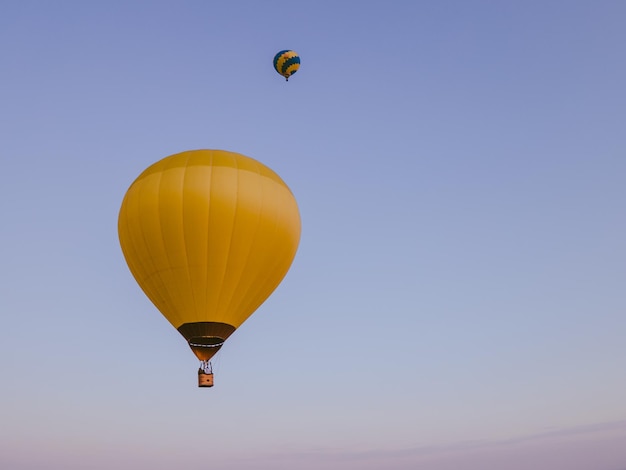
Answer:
xmin=200 ymin=360 xmax=213 ymax=374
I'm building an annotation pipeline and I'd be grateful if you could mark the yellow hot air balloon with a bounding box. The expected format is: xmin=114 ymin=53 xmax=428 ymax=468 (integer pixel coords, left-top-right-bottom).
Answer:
xmin=118 ymin=149 xmax=301 ymax=387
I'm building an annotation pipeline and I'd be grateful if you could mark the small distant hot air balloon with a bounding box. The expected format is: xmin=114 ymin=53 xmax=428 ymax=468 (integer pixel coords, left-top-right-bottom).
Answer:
xmin=273 ymin=50 xmax=300 ymax=81
xmin=118 ymin=149 xmax=301 ymax=387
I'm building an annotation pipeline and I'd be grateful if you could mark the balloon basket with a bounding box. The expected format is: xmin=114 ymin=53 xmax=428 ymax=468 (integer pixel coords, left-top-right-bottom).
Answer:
xmin=198 ymin=370 xmax=214 ymax=387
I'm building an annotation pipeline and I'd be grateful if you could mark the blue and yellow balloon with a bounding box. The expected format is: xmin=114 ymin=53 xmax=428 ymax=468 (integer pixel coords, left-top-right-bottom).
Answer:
xmin=273 ymin=50 xmax=300 ymax=81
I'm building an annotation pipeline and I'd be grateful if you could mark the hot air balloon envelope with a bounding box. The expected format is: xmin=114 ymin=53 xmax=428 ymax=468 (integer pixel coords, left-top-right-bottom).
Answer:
xmin=118 ymin=149 xmax=301 ymax=384
xmin=273 ymin=50 xmax=300 ymax=81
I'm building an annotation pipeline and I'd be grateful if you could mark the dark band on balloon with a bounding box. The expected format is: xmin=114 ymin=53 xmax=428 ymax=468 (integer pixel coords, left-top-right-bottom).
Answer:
xmin=178 ymin=322 xmax=237 ymax=341
xmin=178 ymin=322 xmax=237 ymax=361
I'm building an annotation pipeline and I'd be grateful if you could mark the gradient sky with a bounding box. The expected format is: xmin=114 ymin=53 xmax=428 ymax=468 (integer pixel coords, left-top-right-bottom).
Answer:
xmin=1 ymin=1 xmax=625 ymax=469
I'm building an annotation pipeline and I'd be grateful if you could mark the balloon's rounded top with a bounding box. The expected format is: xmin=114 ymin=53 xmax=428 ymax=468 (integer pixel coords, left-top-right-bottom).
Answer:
xmin=132 ymin=149 xmax=292 ymax=191
xmin=273 ymin=50 xmax=300 ymax=81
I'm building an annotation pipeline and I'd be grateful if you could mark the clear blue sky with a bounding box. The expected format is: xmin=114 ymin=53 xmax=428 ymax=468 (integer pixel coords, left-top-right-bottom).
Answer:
xmin=1 ymin=1 xmax=625 ymax=469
